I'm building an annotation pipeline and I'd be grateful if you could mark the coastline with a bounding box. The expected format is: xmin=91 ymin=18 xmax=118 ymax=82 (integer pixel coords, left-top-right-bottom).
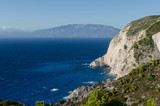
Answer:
xmin=62 ymin=64 xmax=116 ymax=105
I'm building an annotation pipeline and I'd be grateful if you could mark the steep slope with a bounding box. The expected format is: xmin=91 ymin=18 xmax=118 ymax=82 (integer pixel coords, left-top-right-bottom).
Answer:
xmin=32 ymin=24 xmax=120 ymax=38
xmin=55 ymin=59 xmax=160 ymax=106
xmin=90 ymin=15 xmax=160 ymax=78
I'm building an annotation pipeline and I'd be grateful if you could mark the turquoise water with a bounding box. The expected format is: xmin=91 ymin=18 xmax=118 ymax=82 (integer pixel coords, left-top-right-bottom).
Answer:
xmin=0 ymin=38 xmax=115 ymax=105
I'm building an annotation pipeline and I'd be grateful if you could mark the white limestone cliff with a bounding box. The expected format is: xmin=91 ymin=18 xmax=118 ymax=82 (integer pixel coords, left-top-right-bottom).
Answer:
xmin=90 ymin=16 xmax=160 ymax=78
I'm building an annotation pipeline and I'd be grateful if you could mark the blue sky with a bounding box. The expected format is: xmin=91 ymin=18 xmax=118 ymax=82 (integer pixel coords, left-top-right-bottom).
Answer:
xmin=0 ymin=0 xmax=160 ymax=30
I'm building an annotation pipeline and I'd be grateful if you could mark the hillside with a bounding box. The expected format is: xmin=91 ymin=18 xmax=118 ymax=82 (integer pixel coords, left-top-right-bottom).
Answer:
xmin=90 ymin=15 xmax=160 ymax=78
xmin=55 ymin=59 xmax=160 ymax=106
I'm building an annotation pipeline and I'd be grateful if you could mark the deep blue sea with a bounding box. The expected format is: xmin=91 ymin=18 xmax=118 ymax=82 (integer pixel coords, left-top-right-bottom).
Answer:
xmin=0 ymin=38 xmax=115 ymax=105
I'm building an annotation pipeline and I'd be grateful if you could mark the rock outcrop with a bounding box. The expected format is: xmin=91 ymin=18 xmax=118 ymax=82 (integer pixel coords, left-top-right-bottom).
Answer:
xmin=90 ymin=15 xmax=160 ymax=78
xmin=63 ymin=79 xmax=113 ymax=105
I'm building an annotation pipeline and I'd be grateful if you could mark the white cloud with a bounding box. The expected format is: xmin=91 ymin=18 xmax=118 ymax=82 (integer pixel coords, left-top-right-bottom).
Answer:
xmin=2 ymin=26 xmax=7 ymax=30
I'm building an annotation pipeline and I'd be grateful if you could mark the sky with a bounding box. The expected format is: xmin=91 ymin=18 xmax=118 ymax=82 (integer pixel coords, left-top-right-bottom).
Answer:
xmin=0 ymin=0 xmax=160 ymax=30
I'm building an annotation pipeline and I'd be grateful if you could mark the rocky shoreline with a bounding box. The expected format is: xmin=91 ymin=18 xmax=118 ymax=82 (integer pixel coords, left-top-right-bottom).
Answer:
xmin=55 ymin=78 xmax=114 ymax=106
xmin=55 ymin=15 xmax=160 ymax=106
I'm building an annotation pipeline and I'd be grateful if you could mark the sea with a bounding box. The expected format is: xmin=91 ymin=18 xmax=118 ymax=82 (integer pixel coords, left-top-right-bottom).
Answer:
xmin=0 ymin=38 xmax=115 ymax=105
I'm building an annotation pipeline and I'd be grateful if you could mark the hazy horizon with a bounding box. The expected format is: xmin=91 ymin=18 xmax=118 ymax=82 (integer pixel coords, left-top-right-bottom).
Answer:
xmin=1 ymin=0 xmax=160 ymax=30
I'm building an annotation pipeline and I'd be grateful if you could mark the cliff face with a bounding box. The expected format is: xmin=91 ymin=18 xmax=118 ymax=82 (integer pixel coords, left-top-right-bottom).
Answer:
xmin=90 ymin=15 xmax=160 ymax=78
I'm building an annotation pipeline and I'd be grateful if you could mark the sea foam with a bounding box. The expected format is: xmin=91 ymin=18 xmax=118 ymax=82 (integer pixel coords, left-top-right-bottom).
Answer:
xmin=82 ymin=81 xmax=95 ymax=84
xmin=50 ymin=88 xmax=59 ymax=92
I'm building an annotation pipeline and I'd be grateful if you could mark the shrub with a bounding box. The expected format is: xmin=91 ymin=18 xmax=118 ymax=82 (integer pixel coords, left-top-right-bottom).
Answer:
xmin=146 ymin=98 xmax=155 ymax=106
xmin=131 ymin=103 xmax=138 ymax=106
xmin=118 ymin=78 xmax=123 ymax=85
xmin=122 ymin=89 xmax=125 ymax=93
xmin=131 ymin=85 xmax=137 ymax=91
xmin=129 ymin=89 xmax=132 ymax=93
xmin=134 ymin=79 xmax=138 ymax=81
xmin=81 ymin=88 xmax=109 ymax=106
xmin=139 ymin=65 xmax=145 ymax=72
xmin=156 ymin=88 xmax=160 ymax=93
xmin=110 ymin=89 xmax=115 ymax=96
xmin=35 ymin=101 xmax=54 ymax=106
xmin=138 ymin=73 xmax=143 ymax=79
xmin=147 ymin=73 xmax=154 ymax=80
xmin=130 ymin=69 xmax=136 ymax=75
xmin=122 ymin=79 xmax=127 ymax=84
xmin=135 ymin=67 xmax=139 ymax=73
xmin=130 ymin=77 xmax=133 ymax=82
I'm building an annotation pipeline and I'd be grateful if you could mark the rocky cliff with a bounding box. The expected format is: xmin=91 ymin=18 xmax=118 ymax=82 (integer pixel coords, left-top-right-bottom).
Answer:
xmin=90 ymin=15 xmax=160 ymax=78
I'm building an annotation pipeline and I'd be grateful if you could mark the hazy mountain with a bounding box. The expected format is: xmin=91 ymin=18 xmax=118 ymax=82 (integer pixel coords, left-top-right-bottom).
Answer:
xmin=0 ymin=26 xmax=31 ymax=38
xmin=33 ymin=24 xmax=120 ymax=38
xmin=0 ymin=24 xmax=120 ymax=38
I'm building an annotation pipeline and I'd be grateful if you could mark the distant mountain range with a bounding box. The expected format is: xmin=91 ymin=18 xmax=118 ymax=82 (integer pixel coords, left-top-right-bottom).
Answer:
xmin=0 ymin=24 xmax=120 ymax=38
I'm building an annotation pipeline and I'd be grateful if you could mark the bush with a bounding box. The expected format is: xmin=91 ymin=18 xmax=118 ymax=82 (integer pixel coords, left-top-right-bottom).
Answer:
xmin=131 ymin=103 xmax=138 ymax=106
xmin=130 ymin=69 xmax=136 ymax=75
xmin=156 ymin=88 xmax=160 ymax=93
xmin=139 ymin=65 xmax=145 ymax=72
xmin=110 ymin=89 xmax=115 ymax=96
xmin=122 ymin=89 xmax=125 ymax=93
xmin=138 ymin=73 xmax=143 ymax=79
xmin=131 ymin=85 xmax=137 ymax=91
xmin=35 ymin=101 xmax=54 ymax=106
xmin=122 ymin=79 xmax=127 ymax=84
xmin=146 ymin=98 xmax=155 ymax=106
xmin=130 ymin=77 xmax=133 ymax=82
xmin=81 ymin=88 xmax=109 ymax=106
xmin=134 ymin=79 xmax=138 ymax=81
xmin=147 ymin=73 xmax=154 ymax=80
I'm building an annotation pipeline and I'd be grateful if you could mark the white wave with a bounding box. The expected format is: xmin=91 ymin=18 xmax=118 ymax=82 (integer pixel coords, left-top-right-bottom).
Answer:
xmin=81 ymin=63 xmax=89 ymax=65
xmin=63 ymin=96 xmax=68 ymax=100
xmin=82 ymin=81 xmax=95 ymax=84
xmin=50 ymin=88 xmax=59 ymax=92
xmin=68 ymin=91 xmax=72 ymax=94
xmin=100 ymin=72 xmax=106 ymax=75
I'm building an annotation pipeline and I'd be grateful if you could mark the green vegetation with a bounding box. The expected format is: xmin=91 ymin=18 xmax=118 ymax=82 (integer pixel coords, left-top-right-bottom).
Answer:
xmin=35 ymin=101 xmax=54 ymax=106
xmin=146 ymin=99 xmax=155 ymax=106
xmin=127 ymin=15 xmax=160 ymax=36
xmin=80 ymin=88 xmax=108 ymax=106
xmin=131 ymin=36 xmax=154 ymax=62
xmin=80 ymin=59 xmax=160 ymax=105
xmin=138 ymin=73 xmax=143 ymax=78
xmin=81 ymin=88 xmax=126 ymax=106
xmin=147 ymin=73 xmax=154 ymax=80
xmin=156 ymin=88 xmax=160 ymax=93
xmin=146 ymin=21 xmax=160 ymax=36
xmin=0 ymin=99 xmax=24 ymax=106
xmin=128 ymin=16 xmax=160 ymax=62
